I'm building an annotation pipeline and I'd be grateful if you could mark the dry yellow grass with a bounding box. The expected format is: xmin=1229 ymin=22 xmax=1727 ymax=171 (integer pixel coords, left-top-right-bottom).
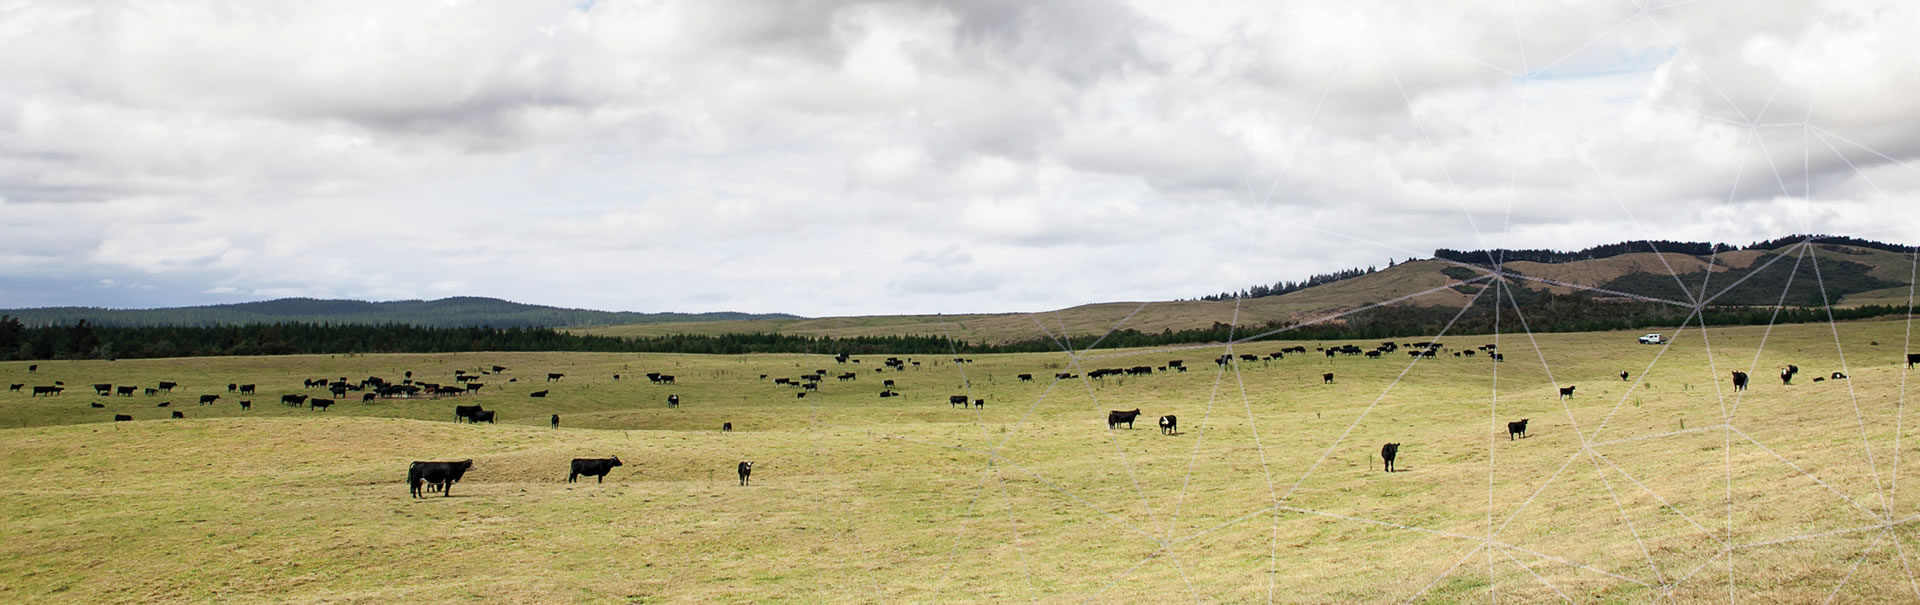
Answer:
xmin=4 ymin=314 xmax=1920 ymax=602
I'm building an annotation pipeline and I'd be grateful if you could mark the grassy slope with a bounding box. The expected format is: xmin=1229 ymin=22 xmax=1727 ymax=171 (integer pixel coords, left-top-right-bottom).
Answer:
xmin=4 ymin=318 xmax=1919 ymax=602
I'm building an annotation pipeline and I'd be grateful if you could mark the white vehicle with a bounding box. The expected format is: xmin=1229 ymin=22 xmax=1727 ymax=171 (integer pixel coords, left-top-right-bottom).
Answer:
xmin=1638 ymin=333 xmax=1665 ymax=344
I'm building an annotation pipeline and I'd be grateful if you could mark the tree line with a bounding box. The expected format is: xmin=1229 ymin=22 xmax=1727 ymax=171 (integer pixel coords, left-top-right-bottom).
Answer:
xmin=2 ymin=298 xmax=1910 ymax=362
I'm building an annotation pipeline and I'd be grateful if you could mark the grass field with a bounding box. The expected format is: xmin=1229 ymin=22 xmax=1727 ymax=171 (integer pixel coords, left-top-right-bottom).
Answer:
xmin=3 ymin=317 xmax=1920 ymax=602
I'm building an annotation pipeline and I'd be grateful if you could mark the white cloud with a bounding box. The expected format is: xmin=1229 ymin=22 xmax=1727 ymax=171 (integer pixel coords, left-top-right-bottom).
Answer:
xmin=0 ymin=0 xmax=1915 ymax=315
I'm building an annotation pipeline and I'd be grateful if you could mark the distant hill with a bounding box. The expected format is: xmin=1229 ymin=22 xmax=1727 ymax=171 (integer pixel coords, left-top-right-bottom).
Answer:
xmin=0 ymin=297 xmax=801 ymax=329
xmin=571 ymin=235 xmax=1915 ymax=345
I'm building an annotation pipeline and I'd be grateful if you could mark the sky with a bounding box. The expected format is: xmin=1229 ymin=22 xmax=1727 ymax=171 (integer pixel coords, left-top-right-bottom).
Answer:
xmin=1 ymin=0 xmax=1918 ymax=317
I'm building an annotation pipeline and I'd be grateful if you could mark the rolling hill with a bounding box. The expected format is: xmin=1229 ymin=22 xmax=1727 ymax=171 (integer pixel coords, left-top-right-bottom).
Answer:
xmin=571 ymin=238 xmax=1915 ymax=345
xmin=0 ymin=297 xmax=800 ymax=329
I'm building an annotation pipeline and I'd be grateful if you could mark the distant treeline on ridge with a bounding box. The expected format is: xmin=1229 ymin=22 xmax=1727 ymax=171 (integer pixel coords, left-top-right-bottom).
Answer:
xmin=1434 ymin=233 xmax=1913 ymax=266
xmin=2 ymin=297 xmax=1909 ymax=362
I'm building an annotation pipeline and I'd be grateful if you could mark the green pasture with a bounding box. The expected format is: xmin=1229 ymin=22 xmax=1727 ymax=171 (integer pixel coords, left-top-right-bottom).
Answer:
xmin=2 ymin=319 xmax=1919 ymax=602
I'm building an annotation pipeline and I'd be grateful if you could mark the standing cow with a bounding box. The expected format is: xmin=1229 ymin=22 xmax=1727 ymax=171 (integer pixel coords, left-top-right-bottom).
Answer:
xmin=1159 ymin=415 xmax=1177 ymax=435
xmin=738 ymin=461 xmax=753 ymax=486
xmin=408 ymin=460 xmax=474 ymax=498
xmin=568 ymin=457 xmax=623 ymax=483
xmin=1107 ymin=409 xmax=1142 ymax=429
xmin=1731 ymin=371 xmax=1749 ymax=391
xmin=1380 ymin=443 xmax=1401 ymax=473
xmin=551 ymin=414 xmax=560 ymax=429
xmin=1507 ymin=419 xmax=1529 ymax=440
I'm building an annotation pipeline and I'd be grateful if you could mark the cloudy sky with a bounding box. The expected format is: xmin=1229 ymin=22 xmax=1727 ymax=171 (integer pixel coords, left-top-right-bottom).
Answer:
xmin=1 ymin=0 xmax=1917 ymax=316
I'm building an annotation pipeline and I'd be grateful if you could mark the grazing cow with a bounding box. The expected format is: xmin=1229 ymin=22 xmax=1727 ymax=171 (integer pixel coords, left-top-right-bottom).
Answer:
xmin=114 ymin=414 xmax=132 ymax=422
xmin=144 ymin=388 xmax=158 ymax=396
xmin=408 ymin=460 xmax=474 ymax=498
xmin=1322 ymin=373 xmax=1334 ymax=384
xmin=738 ymin=461 xmax=753 ymax=486
xmin=199 ymin=394 xmax=219 ymax=405
xmin=363 ymin=393 xmax=376 ymax=403
xmin=1107 ymin=409 xmax=1142 ymax=429
xmin=883 ymin=379 xmax=896 ymax=388
xmin=1558 ymin=386 xmax=1576 ymax=399
xmin=1780 ymin=367 xmax=1797 ymax=385
xmin=974 ymin=399 xmax=984 ymax=409
xmin=27 ymin=364 xmax=35 ymax=373
xmin=547 ymin=373 xmax=565 ymax=382
xmin=668 ymin=394 xmax=679 ymax=408
xmin=1620 ymin=371 xmax=1629 ymax=381
xmin=228 ymin=383 xmax=238 ymax=393
xmin=613 ymin=374 xmax=620 ymax=381
xmin=111 ymin=385 xmax=133 ymax=396
xmin=455 ymin=405 xmax=484 ymax=422
xmin=240 ymin=400 xmax=251 ymax=411
xmin=659 ymin=375 xmax=676 ymax=384
xmin=949 ymin=395 xmax=968 ymax=408
xmin=1160 ymin=415 xmax=1177 ymax=435
xmin=796 ymin=392 xmax=806 ymax=398
xmin=1732 ymin=371 xmax=1749 ymax=391
xmin=90 ymin=402 xmax=105 ymax=408
xmin=171 ymin=411 xmax=184 ymax=419
xmin=31 ymin=385 xmax=63 ymax=396
xmin=492 ymin=365 xmax=507 ymax=373
xmin=469 ymin=410 xmax=496 ymax=424
xmin=568 ymin=457 xmax=623 ymax=483
xmin=1832 ymin=372 xmax=1848 ymax=380
xmin=723 ymin=422 xmax=732 ymax=431
xmin=529 ymin=390 xmax=549 ymax=398
xmin=1507 ymin=419 xmax=1529 ymax=440
xmin=239 ymin=384 xmax=255 ymax=395
xmin=1910 ymin=353 xmax=1920 ymax=368
xmin=158 ymin=381 xmax=177 ymax=393
xmin=94 ymin=383 xmax=113 ymax=396
xmin=1019 ymin=374 xmax=1033 ymax=382
xmin=552 ymin=414 xmax=560 ymax=429
xmin=1381 ymin=443 xmax=1400 ymax=473
xmin=310 ymin=398 xmax=334 ymax=411
xmin=156 ymin=401 xmax=170 ymax=408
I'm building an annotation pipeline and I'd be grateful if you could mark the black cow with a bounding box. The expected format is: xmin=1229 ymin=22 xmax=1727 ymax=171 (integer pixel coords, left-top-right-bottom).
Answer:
xmin=94 ymin=383 xmax=113 ymax=396
xmin=228 ymin=383 xmax=238 ymax=393
xmin=1508 ymin=419 xmax=1529 ymax=440
xmin=7 ymin=383 xmax=20 ymax=392
xmin=949 ymin=395 xmax=968 ymax=408
xmin=1781 ymin=366 xmax=1797 ymax=385
xmin=90 ymin=401 xmax=105 ymax=408
xmin=547 ymin=373 xmax=565 ymax=382
xmin=171 ymin=411 xmax=184 ymax=419
xmin=1620 ymin=371 xmax=1629 ymax=381
xmin=878 ymin=390 xmax=897 ymax=398
xmin=156 ymin=401 xmax=170 ymax=408
xmin=239 ymin=384 xmax=255 ymax=395
xmin=363 ymin=393 xmax=376 ymax=403
xmin=1910 ymin=353 xmax=1920 ymax=368
xmin=1558 ymin=386 xmax=1576 ymax=399
xmin=1832 ymin=372 xmax=1848 ymax=380
xmin=1732 ymin=371 xmax=1749 ymax=391
xmin=144 ymin=388 xmax=158 ymax=396
xmin=1159 ymin=415 xmax=1177 ymax=435
xmin=455 ymin=405 xmax=484 ymax=422
xmin=310 ymin=398 xmax=334 ymax=411
xmin=738 ymin=461 xmax=753 ymax=486
xmin=1018 ymin=374 xmax=1033 ymax=382
xmin=883 ymin=379 xmax=896 ymax=388
xmin=1108 ymin=409 xmax=1142 ymax=429
xmin=469 ymin=410 xmax=495 ymax=423
xmin=1322 ymin=373 xmax=1334 ymax=384
xmin=568 ymin=457 xmax=623 ymax=483
xmin=668 ymin=394 xmax=679 ymax=408
xmin=658 ymin=375 xmax=675 ymax=384
xmin=408 ymin=460 xmax=474 ymax=498
xmin=552 ymin=414 xmax=560 ymax=429
xmin=115 ymin=386 xmax=135 ymax=396
xmin=723 ymin=422 xmax=732 ymax=431
xmin=796 ymin=392 xmax=807 ymax=398
xmin=1381 ymin=443 xmax=1400 ymax=473
xmin=492 ymin=365 xmax=507 ymax=373
xmin=281 ymin=394 xmax=308 ymax=406
xmin=32 ymin=386 xmax=63 ymax=396
xmin=529 ymin=390 xmax=549 ymax=398
xmin=239 ymin=400 xmax=251 ymax=411
xmin=974 ymin=399 xmax=984 ymax=409
xmin=27 ymin=364 xmax=35 ymax=372
xmin=613 ymin=374 xmax=620 ymax=381
xmin=114 ymin=414 xmax=132 ymax=422
xmin=158 ymin=381 xmax=177 ymax=393
xmin=199 ymin=394 xmax=219 ymax=405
